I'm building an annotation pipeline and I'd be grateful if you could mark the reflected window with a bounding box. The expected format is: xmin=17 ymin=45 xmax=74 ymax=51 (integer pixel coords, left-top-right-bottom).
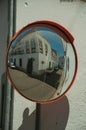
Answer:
xmin=14 ymin=58 xmax=16 ymax=66
xmin=45 ymin=44 xmax=48 ymax=56
xmin=51 ymin=49 xmax=57 ymax=60
xmin=26 ymin=41 xmax=30 ymax=53
xmin=52 ymin=62 xmax=54 ymax=68
xmin=67 ymin=57 xmax=69 ymax=71
xmin=19 ymin=58 xmax=22 ymax=67
xmin=31 ymin=39 xmax=36 ymax=53
xmin=18 ymin=41 xmax=22 ymax=46
xmin=15 ymin=47 xmax=24 ymax=55
xmin=49 ymin=62 xmax=51 ymax=69
xmin=38 ymin=39 xmax=43 ymax=53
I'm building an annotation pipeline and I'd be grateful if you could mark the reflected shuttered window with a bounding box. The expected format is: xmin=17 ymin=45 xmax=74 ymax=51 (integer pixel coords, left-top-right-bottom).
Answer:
xmin=26 ymin=41 xmax=30 ymax=53
xmin=31 ymin=39 xmax=36 ymax=53
xmin=15 ymin=47 xmax=24 ymax=55
xmin=45 ymin=44 xmax=48 ymax=56
xmin=38 ymin=39 xmax=43 ymax=53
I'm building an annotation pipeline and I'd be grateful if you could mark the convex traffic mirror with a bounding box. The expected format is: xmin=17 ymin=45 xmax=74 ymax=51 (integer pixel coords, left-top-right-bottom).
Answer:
xmin=6 ymin=21 xmax=78 ymax=103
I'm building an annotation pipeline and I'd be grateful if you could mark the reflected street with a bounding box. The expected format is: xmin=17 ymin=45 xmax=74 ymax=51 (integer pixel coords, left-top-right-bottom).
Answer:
xmin=9 ymin=68 xmax=57 ymax=101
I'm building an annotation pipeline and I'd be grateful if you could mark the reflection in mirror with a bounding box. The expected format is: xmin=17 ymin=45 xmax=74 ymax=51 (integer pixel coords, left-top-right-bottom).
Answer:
xmin=7 ymin=26 xmax=77 ymax=102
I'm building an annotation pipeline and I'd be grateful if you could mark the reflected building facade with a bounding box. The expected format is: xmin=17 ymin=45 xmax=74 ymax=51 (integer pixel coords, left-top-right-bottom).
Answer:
xmin=8 ymin=30 xmax=59 ymax=75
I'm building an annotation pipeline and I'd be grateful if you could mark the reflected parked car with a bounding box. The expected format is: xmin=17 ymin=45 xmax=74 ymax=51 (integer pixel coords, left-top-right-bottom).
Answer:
xmin=54 ymin=66 xmax=59 ymax=71
xmin=8 ymin=62 xmax=16 ymax=69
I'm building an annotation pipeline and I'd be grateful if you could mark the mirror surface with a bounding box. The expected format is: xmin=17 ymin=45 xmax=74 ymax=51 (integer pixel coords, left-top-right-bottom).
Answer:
xmin=7 ymin=25 xmax=77 ymax=102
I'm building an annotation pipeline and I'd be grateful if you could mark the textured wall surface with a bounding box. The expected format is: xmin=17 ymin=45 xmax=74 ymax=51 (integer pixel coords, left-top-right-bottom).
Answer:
xmin=12 ymin=0 xmax=86 ymax=130
xmin=13 ymin=92 xmax=36 ymax=130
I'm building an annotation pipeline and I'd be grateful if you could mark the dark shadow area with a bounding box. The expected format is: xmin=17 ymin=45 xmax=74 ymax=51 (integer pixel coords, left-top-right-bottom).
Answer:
xmin=36 ymin=96 xmax=69 ymax=130
xmin=28 ymin=70 xmax=61 ymax=89
xmin=1 ymin=72 xmax=14 ymax=130
xmin=18 ymin=108 xmax=36 ymax=130
xmin=0 ymin=0 xmax=9 ymax=128
xmin=1 ymin=72 xmax=7 ymax=129
xmin=44 ymin=71 xmax=61 ymax=88
xmin=10 ymin=65 xmax=61 ymax=89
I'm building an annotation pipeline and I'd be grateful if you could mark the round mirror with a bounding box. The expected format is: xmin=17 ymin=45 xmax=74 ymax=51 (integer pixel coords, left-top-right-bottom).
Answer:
xmin=6 ymin=21 xmax=78 ymax=103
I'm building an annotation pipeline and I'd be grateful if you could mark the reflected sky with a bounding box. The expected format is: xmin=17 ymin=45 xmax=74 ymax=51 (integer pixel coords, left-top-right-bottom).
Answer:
xmin=11 ymin=27 xmax=64 ymax=57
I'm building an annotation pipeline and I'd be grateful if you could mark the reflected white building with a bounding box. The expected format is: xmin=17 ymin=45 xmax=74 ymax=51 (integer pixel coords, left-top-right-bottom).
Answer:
xmin=9 ymin=30 xmax=59 ymax=75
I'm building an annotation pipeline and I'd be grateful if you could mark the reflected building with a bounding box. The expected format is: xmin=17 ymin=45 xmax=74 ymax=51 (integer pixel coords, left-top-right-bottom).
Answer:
xmin=8 ymin=28 xmax=74 ymax=98
xmin=8 ymin=29 xmax=59 ymax=75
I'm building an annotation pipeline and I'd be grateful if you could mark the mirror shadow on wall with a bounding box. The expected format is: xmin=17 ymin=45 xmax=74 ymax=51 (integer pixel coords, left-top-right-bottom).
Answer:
xmin=18 ymin=96 xmax=69 ymax=130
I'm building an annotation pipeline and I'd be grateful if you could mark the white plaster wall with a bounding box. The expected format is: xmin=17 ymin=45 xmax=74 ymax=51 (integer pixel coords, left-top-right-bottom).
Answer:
xmin=12 ymin=0 xmax=86 ymax=130
xmin=13 ymin=91 xmax=36 ymax=130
